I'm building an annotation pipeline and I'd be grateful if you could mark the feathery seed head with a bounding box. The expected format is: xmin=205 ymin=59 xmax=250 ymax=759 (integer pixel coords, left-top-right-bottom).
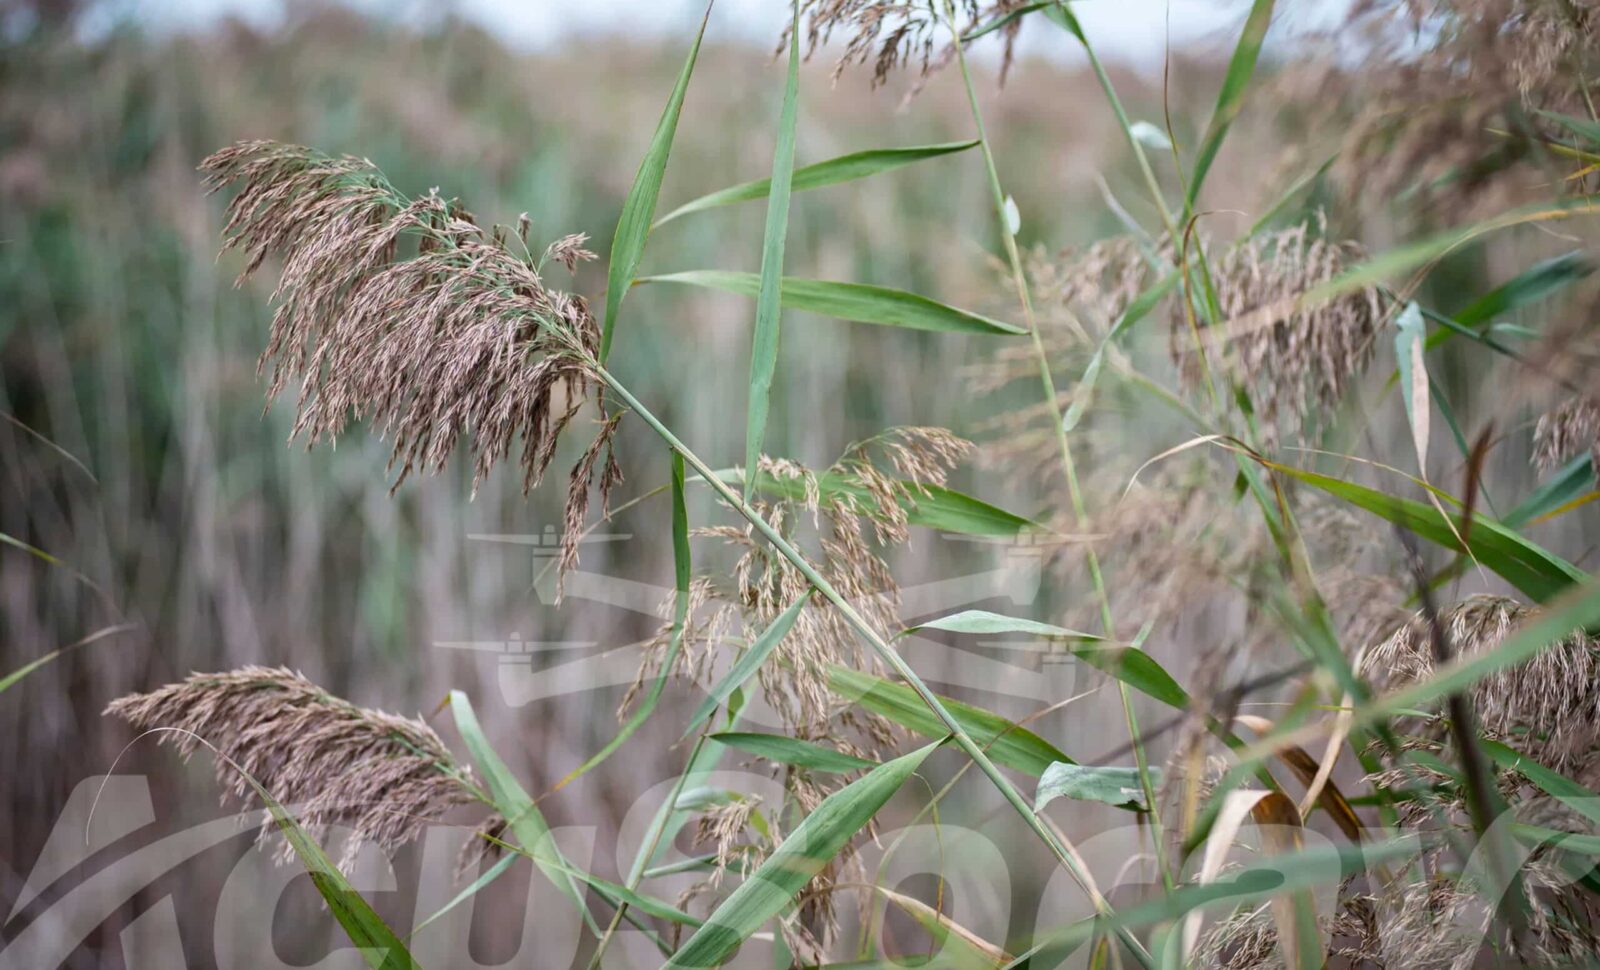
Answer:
xmin=1534 ymin=396 xmax=1600 ymax=473
xmin=201 ymin=140 xmax=618 ymax=591
xmin=106 ymin=667 xmax=484 ymax=872
xmin=1175 ymin=218 xmax=1384 ymax=441
xmin=1358 ymin=595 xmax=1600 ymax=769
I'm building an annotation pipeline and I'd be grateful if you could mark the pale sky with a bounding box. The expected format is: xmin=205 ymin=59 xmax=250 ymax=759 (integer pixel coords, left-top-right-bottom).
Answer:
xmin=92 ymin=0 xmax=1354 ymax=69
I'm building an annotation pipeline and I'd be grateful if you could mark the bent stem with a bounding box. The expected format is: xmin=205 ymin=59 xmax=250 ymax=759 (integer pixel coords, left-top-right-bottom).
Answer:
xmin=947 ymin=8 xmax=1173 ymax=890
xmin=593 ymin=363 xmax=1153 ymax=967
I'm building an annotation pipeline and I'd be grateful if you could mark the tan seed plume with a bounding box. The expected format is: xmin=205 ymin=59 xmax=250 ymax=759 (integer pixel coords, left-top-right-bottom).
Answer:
xmin=201 ymin=140 xmax=617 ymax=591
xmin=1358 ymin=594 xmax=1600 ymax=770
xmin=106 ymin=666 xmax=487 ymax=872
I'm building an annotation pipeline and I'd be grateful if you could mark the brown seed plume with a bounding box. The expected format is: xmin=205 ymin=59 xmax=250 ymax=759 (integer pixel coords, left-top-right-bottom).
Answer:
xmin=1175 ymin=218 xmax=1384 ymax=441
xmin=201 ymin=140 xmax=617 ymax=589
xmin=1533 ymin=396 xmax=1600 ymax=473
xmin=794 ymin=1 xmax=1034 ymax=85
xmin=106 ymin=666 xmax=484 ymax=871
xmin=1358 ymin=594 xmax=1600 ymax=770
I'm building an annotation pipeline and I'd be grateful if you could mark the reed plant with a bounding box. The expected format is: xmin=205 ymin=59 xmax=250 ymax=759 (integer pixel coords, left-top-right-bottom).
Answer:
xmin=7 ymin=0 xmax=1600 ymax=966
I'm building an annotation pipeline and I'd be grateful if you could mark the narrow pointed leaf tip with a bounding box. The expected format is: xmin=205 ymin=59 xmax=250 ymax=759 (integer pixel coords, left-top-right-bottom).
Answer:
xmin=640 ymin=271 xmax=1026 ymax=336
xmin=600 ymin=2 xmax=713 ymax=362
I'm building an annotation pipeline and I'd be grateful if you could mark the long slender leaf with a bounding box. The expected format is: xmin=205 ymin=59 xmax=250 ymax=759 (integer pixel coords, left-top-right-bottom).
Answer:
xmin=827 ymin=664 xmax=1069 ymax=776
xmin=721 ymin=468 xmax=1040 ymax=537
xmin=908 ymin=609 xmax=1102 ymax=640
xmin=655 ymin=141 xmax=980 ymax=226
xmin=639 ymin=271 xmax=1026 ymax=336
xmin=449 ymin=691 xmax=598 ymax=934
xmin=1506 ymin=455 xmax=1595 ymax=528
xmin=1186 ymin=0 xmax=1275 ymax=208
xmin=599 ymin=2 xmax=713 ymax=362
xmin=745 ymin=9 xmax=801 ymax=499
xmin=1063 ymin=271 xmax=1180 ymax=432
xmin=1262 ymin=460 xmax=1587 ymax=602
xmin=222 ymin=750 xmax=419 ymax=969
xmin=1482 ymin=740 xmax=1600 ymax=827
xmin=904 ymin=610 xmax=1189 ymax=710
xmin=0 ymin=624 xmax=131 ymax=695
xmin=710 ymin=731 xmax=878 ymax=773
xmin=1362 ymin=579 xmax=1600 ymax=728
xmin=665 ymin=742 xmax=939 ymax=968
xmin=684 ymin=589 xmax=812 ymax=736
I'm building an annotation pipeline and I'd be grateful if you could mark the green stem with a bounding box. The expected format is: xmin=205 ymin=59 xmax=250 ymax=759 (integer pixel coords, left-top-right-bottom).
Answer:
xmin=948 ymin=6 xmax=1175 ymax=891
xmin=593 ymin=363 xmax=1153 ymax=968
xmin=588 ymin=733 xmax=711 ymax=968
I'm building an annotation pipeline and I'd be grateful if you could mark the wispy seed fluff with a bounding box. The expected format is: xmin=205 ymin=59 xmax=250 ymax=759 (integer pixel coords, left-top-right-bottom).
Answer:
xmin=1175 ymin=218 xmax=1384 ymax=440
xmin=1357 ymin=594 xmax=1600 ymax=770
xmin=201 ymin=141 xmax=619 ymax=587
xmin=106 ymin=667 xmax=486 ymax=872
xmin=1533 ymin=397 xmax=1600 ymax=473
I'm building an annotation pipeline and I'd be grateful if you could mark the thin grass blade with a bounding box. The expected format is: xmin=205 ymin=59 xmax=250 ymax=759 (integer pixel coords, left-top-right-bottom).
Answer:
xmin=827 ymin=664 xmax=1069 ymax=776
xmin=600 ymin=2 xmax=713 ymax=362
xmin=639 ymin=271 xmax=1025 ymax=336
xmin=684 ymin=589 xmax=811 ymax=737
xmin=665 ymin=742 xmax=939 ymax=968
xmin=721 ymin=467 xmax=1039 ymax=537
xmin=449 ymin=691 xmax=599 ymax=935
xmin=710 ymin=732 xmax=877 ymax=773
xmin=551 ymin=451 xmax=692 ymax=789
xmin=745 ymin=6 xmax=801 ymax=500
xmin=655 ymin=141 xmax=980 ymax=226
xmin=1186 ymin=0 xmax=1275 ymax=208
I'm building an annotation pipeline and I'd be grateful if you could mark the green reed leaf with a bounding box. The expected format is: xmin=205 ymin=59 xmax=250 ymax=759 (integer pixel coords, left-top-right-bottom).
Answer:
xmin=1357 ymin=579 xmax=1600 ymax=728
xmin=716 ymin=468 xmax=1039 ymax=537
xmin=231 ymin=757 xmax=420 ymax=968
xmin=905 ymin=610 xmax=1189 ymax=710
xmin=549 ymin=451 xmax=692 ymax=790
xmin=449 ymin=691 xmax=599 ymax=935
xmin=827 ymin=665 xmax=1070 ymax=776
xmin=639 ymin=271 xmax=1026 ymax=336
xmin=1506 ymin=455 xmax=1594 ymax=528
xmin=1036 ymin=762 xmax=1157 ymax=812
xmin=1262 ymin=461 xmax=1587 ymax=602
xmin=909 ymin=610 xmax=1102 ymax=640
xmin=745 ymin=6 xmax=801 ymax=501
xmin=0 ymin=624 xmax=129 ymax=695
xmin=710 ymin=732 xmax=878 ymax=773
xmin=1187 ymin=0 xmax=1275 ymax=208
xmin=684 ymin=590 xmax=812 ymax=737
xmin=655 ymin=141 xmax=980 ymax=226
xmin=665 ymin=742 xmax=939 ymax=968
xmin=600 ymin=2 xmax=713 ymax=362
xmin=1482 ymin=740 xmax=1600 ymax=827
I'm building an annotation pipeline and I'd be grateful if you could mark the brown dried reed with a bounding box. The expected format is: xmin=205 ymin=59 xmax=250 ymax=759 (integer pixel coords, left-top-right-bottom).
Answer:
xmin=106 ymin=666 xmax=484 ymax=872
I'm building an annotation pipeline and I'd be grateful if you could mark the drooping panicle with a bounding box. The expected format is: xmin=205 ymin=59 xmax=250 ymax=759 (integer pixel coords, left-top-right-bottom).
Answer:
xmin=1358 ymin=594 xmax=1600 ymax=770
xmin=201 ymin=140 xmax=619 ymax=588
xmin=106 ymin=666 xmax=485 ymax=871
xmin=1174 ymin=217 xmax=1384 ymax=440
